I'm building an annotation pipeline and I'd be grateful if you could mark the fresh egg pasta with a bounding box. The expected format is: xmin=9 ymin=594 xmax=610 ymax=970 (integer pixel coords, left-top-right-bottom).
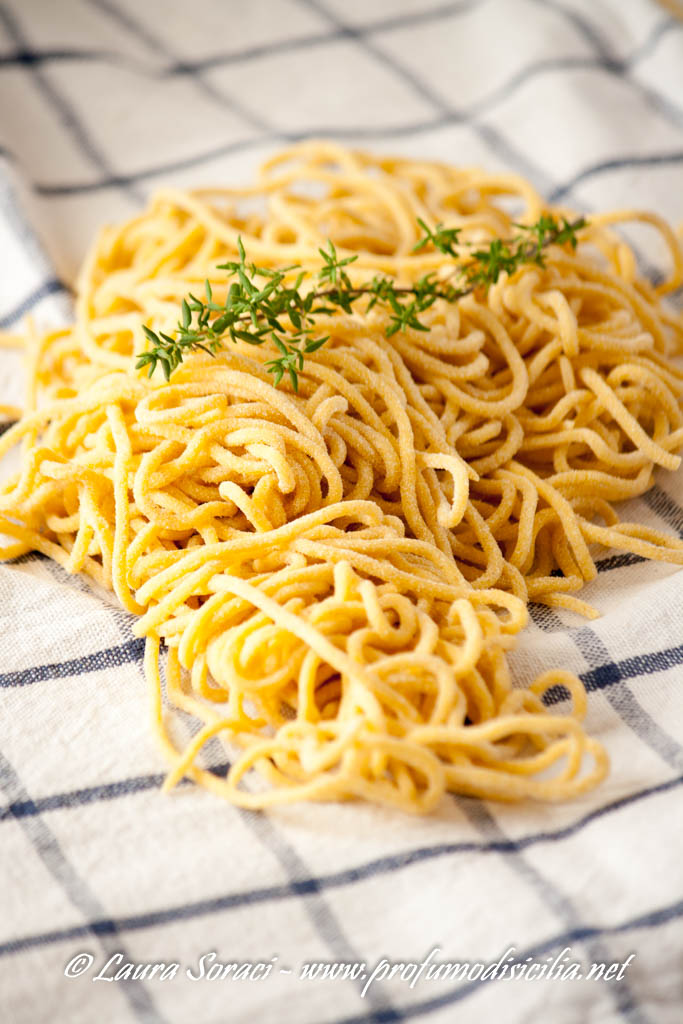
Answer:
xmin=2 ymin=141 xmax=683 ymax=812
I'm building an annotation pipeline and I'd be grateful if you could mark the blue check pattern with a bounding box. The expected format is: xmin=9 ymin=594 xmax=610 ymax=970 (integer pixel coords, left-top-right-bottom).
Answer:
xmin=0 ymin=2 xmax=682 ymax=1022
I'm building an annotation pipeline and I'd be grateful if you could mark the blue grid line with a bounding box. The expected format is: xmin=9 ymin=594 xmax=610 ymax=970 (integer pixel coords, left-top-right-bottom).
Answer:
xmin=0 ymin=0 xmax=678 ymax=212
xmin=546 ymin=0 xmax=683 ymax=141
xmin=0 ymin=165 xmax=74 ymax=337
xmin=0 ymin=1 xmax=143 ymax=204
xmin=0 ymin=4 xmax=674 ymax=195
xmin=550 ymin=150 xmax=683 ymax=203
xmin=2 ymin=769 xmax=681 ymax=959
xmin=0 ymin=4 xmax=681 ymax=1018
xmin=12 ymin=126 xmax=683 ymax=208
xmin=2 ymin=0 xmax=400 ymax=987
xmin=0 ymin=636 xmax=145 ymax=688
xmin=0 ymin=767 xmax=221 ymax=821
xmin=3 ymin=625 xmax=680 ymax=693
xmin=0 ymin=277 xmax=68 ymax=328
xmin=0 ymin=47 xmax=119 ymax=68
xmin=178 ymin=0 xmax=482 ymax=71
xmin=297 ymin=0 xmax=461 ymax=116
xmin=240 ymin=809 xmax=396 ymax=1019
xmin=88 ymin=0 xmax=272 ymax=133
xmin=24 ymin=140 xmax=683 ymax=201
xmin=370 ymin=6 xmax=683 ymax=133
xmin=0 ymin=1 xmax=481 ymax=75
xmin=457 ymin=799 xmax=646 ymax=1024
xmin=530 ymin=0 xmax=618 ymax=62
xmin=0 ymin=47 xmax=677 ymax=126
xmin=573 ymin=625 xmax=683 ymax=772
xmin=296 ymin=0 xmax=558 ymax=195
xmin=2 ymin=755 xmax=680 ymax=835
xmin=331 ymin=895 xmax=683 ymax=1024
xmin=581 ymin=642 xmax=683 ymax=693
xmin=461 ymin=51 xmax=683 ymax=132
xmin=643 ymin=483 xmax=683 ymax=536
xmin=1 ymin=31 xmax=679 ymax=202
xmin=532 ymin=601 xmax=683 ymax=769
xmin=0 ymin=748 xmax=167 ymax=1024
xmin=595 ymin=553 xmax=646 ymax=572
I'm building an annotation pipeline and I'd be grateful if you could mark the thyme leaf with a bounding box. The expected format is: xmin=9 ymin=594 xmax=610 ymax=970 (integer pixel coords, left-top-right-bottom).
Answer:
xmin=135 ymin=215 xmax=587 ymax=388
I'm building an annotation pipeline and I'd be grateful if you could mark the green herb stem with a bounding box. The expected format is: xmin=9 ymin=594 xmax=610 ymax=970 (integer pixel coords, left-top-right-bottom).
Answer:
xmin=136 ymin=215 xmax=587 ymax=390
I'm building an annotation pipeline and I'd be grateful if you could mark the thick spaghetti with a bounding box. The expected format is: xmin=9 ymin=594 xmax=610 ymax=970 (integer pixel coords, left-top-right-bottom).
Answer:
xmin=2 ymin=141 xmax=683 ymax=812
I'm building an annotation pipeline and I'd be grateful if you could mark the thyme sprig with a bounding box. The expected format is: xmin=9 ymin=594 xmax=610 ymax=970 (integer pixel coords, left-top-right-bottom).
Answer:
xmin=136 ymin=214 xmax=586 ymax=390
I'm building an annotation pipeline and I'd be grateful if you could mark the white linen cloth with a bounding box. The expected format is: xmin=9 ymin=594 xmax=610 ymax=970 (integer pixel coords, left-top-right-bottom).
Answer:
xmin=0 ymin=2 xmax=682 ymax=1022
